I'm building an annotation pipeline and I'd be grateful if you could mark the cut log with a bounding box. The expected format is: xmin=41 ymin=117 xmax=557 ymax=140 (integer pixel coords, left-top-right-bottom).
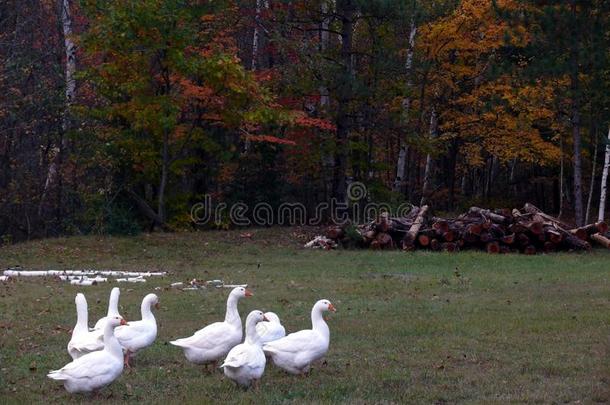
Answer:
xmin=486 ymin=241 xmax=500 ymax=254
xmin=402 ymin=205 xmax=429 ymax=249
xmin=432 ymin=219 xmax=449 ymax=234
xmin=525 ymin=221 xmax=544 ymax=235
xmin=509 ymin=223 xmax=527 ymax=234
xmin=363 ymin=230 xmax=377 ymax=243
xmin=480 ymin=232 xmax=493 ymax=243
xmin=517 ymin=233 xmax=530 ymax=247
xmin=465 ymin=223 xmax=482 ymax=236
xmin=523 ymin=203 xmax=572 ymax=229
xmin=469 ymin=206 xmax=511 ymax=224
xmin=499 ymin=245 xmax=511 ymax=254
xmin=596 ymin=221 xmax=609 ymax=234
xmin=590 ymin=233 xmax=610 ymax=249
xmin=543 ymin=241 xmax=556 ymax=253
xmin=376 ymin=232 xmax=393 ymax=249
xmin=417 ymin=231 xmax=432 ymax=247
xmin=326 ymin=226 xmax=344 ymax=240
xmin=430 ymin=238 xmax=441 ymax=251
xmin=489 ymin=224 xmax=505 ymax=238
xmin=544 ymin=227 xmax=563 ymax=244
xmin=442 ymin=229 xmax=455 ymax=242
xmin=570 ymin=222 xmax=610 ymax=239
xmin=462 ymin=231 xmax=479 ymax=244
xmin=558 ymin=230 xmax=591 ymax=251
xmin=442 ymin=242 xmax=457 ymax=252
xmin=523 ymin=245 xmax=537 ymax=255
xmin=375 ymin=212 xmax=390 ymax=233
xmin=501 ymin=234 xmax=515 ymax=245
xmin=569 ymin=227 xmax=589 ymax=241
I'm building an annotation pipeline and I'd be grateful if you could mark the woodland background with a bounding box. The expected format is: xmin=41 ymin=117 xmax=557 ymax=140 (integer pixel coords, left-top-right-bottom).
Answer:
xmin=1 ymin=0 xmax=610 ymax=242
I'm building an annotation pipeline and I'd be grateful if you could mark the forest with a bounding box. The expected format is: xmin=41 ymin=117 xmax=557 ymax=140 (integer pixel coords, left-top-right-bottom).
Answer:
xmin=1 ymin=0 xmax=610 ymax=242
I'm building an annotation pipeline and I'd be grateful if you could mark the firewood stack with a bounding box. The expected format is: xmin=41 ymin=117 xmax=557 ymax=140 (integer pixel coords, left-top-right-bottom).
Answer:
xmin=318 ymin=203 xmax=610 ymax=254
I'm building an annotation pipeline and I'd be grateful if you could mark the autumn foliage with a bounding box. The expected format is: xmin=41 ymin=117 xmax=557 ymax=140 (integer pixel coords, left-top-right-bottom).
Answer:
xmin=0 ymin=0 xmax=609 ymax=239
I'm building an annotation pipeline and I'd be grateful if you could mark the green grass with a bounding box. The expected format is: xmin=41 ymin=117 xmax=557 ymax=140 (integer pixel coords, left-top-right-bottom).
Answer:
xmin=0 ymin=228 xmax=609 ymax=403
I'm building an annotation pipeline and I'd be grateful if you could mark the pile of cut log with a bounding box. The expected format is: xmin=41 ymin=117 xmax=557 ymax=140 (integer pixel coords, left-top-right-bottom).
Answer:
xmin=315 ymin=203 xmax=610 ymax=254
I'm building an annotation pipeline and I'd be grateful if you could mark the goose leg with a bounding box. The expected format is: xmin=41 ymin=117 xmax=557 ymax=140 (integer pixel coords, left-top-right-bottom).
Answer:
xmin=124 ymin=350 xmax=132 ymax=369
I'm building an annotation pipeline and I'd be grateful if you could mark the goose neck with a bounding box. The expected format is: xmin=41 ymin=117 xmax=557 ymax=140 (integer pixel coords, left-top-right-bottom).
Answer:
xmin=74 ymin=297 xmax=89 ymax=335
xmin=103 ymin=323 xmax=123 ymax=358
xmin=311 ymin=306 xmax=329 ymax=339
xmin=224 ymin=294 xmax=241 ymax=327
xmin=108 ymin=289 xmax=120 ymax=317
xmin=141 ymin=298 xmax=156 ymax=322
xmin=245 ymin=319 xmax=262 ymax=346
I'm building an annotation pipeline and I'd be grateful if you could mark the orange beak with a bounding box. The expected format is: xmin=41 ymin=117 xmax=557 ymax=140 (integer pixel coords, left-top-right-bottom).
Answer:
xmin=120 ymin=318 xmax=127 ymax=326
xmin=245 ymin=289 xmax=253 ymax=297
xmin=328 ymin=303 xmax=336 ymax=312
xmin=154 ymin=302 xmax=160 ymax=310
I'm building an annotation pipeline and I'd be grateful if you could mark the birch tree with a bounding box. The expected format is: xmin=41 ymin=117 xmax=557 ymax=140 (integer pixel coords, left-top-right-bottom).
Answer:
xmin=420 ymin=106 xmax=437 ymax=206
xmin=585 ymin=130 xmax=598 ymax=223
xmin=392 ymin=15 xmax=417 ymax=195
xmin=598 ymin=127 xmax=610 ymax=222
xmin=38 ymin=0 xmax=76 ymax=215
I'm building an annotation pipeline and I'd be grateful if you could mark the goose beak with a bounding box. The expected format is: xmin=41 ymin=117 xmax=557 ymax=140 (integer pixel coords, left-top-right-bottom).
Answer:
xmin=262 ymin=314 xmax=269 ymax=321
xmin=245 ymin=289 xmax=253 ymax=297
xmin=328 ymin=303 xmax=336 ymax=312
xmin=120 ymin=319 xmax=127 ymax=326
xmin=154 ymin=302 xmax=160 ymax=310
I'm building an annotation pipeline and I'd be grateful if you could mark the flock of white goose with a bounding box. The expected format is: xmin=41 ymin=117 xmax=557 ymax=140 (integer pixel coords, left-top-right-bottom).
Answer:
xmin=47 ymin=286 xmax=336 ymax=393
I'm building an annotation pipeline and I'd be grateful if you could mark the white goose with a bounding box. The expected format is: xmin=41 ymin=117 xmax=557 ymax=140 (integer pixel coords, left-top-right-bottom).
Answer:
xmin=92 ymin=287 xmax=122 ymax=331
xmin=48 ymin=316 xmax=126 ymax=393
xmin=67 ymin=293 xmax=104 ymax=360
xmin=256 ymin=312 xmax=285 ymax=344
xmin=221 ymin=310 xmax=268 ymax=388
xmin=114 ymin=293 xmax=159 ymax=367
xmin=263 ymin=299 xmax=336 ymax=375
xmin=170 ymin=286 xmax=252 ymax=369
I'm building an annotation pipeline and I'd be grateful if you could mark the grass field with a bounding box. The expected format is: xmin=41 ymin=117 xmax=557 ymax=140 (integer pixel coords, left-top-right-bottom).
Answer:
xmin=0 ymin=228 xmax=609 ymax=404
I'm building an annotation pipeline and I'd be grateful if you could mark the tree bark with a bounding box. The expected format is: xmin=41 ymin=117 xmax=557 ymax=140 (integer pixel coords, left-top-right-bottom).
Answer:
xmin=420 ymin=107 xmax=437 ymax=206
xmin=334 ymin=0 xmax=355 ymax=202
xmin=38 ymin=0 xmax=76 ymax=216
xmin=393 ymin=16 xmax=417 ymax=194
xmin=585 ymin=127 xmax=598 ymax=223
xmin=598 ymin=127 xmax=610 ymax=222
xmin=250 ymin=0 xmax=268 ymax=71
xmin=158 ymin=129 xmax=169 ymax=224
xmin=570 ymin=0 xmax=584 ymax=226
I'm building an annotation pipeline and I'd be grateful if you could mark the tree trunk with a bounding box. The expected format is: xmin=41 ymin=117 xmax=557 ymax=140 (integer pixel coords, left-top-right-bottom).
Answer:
xmin=317 ymin=1 xmax=333 ymax=203
xmin=420 ymin=107 xmax=437 ymax=206
xmin=38 ymin=0 xmax=76 ymax=216
xmin=585 ymin=128 xmax=598 ymax=223
xmin=334 ymin=0 xmax=355 ymax=202
xmin=570 ymin=0 xmax=584 ymax=226
xmin=558 ymin=134 xmax=564 ymax=218
xmin=598 ymin=126 xmax=610 ymax=222
xmin=250 ymin=0 xmax=268 ymax=71
xmin=393 ymin=17 xmax=417 ymax=194
xmin=158 ymin=130 xmax=169 ymax=224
